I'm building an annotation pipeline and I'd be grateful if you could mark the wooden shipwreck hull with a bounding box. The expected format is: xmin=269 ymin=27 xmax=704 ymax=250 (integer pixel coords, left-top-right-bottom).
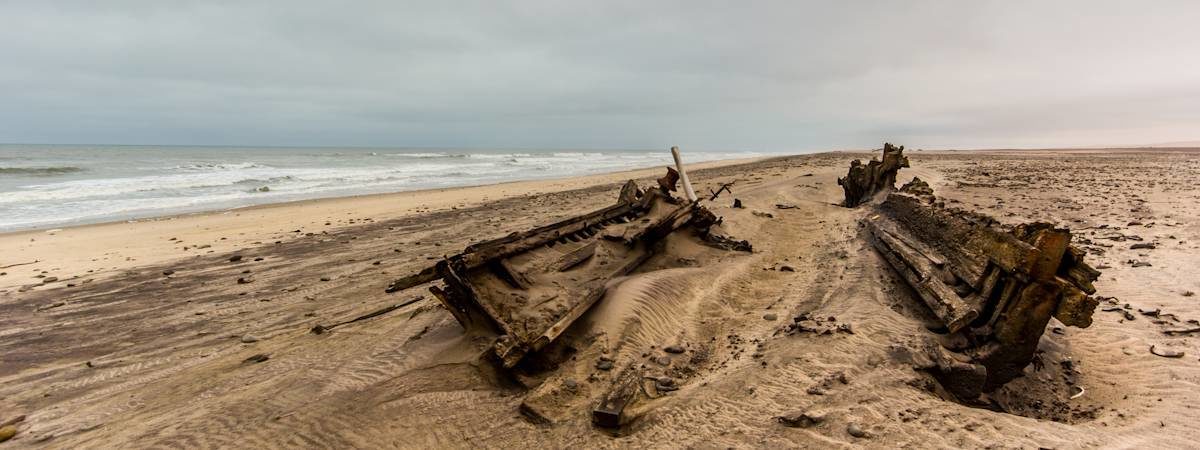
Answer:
xmin=388 ymin=177 xmax=737 ymax=369
xmin=866 ymin=179 xmax=1101 ymax=396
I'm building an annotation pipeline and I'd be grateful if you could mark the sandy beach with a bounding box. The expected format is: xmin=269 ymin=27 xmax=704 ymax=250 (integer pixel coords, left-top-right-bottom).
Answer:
xmin=2 ymin=149 xmax=1199 ymax=448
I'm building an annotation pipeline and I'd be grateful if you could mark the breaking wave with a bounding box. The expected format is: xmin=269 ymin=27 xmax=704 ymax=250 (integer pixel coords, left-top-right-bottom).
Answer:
xmin=0 ymin=166 xmax=86 ymax=176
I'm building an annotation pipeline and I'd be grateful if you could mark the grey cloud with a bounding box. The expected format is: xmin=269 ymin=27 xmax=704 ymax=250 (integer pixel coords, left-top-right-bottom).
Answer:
xmin=1 ymin=1 xmax=1197 ymax=150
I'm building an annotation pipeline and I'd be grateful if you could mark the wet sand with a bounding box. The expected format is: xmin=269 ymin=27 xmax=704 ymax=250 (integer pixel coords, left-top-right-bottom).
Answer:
xmin=1 ymin=149 xmax=1198 ymax=448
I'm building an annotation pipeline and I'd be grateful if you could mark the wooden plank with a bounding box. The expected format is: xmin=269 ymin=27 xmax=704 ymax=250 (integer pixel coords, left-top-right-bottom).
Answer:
xmin=489 ymin=258 xmax=532 ymax=289
xmin=869 ymin=220 xmax=979 ymax=333
xmin=553 ymin=241 xmax=597 ymax=272
xmin=593 ymin=365 xmax=644 ymax=428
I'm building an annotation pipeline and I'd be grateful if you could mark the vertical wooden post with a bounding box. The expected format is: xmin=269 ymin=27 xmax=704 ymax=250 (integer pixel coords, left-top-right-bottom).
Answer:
xmin=670 ymin=146 xmax=698 ymax=202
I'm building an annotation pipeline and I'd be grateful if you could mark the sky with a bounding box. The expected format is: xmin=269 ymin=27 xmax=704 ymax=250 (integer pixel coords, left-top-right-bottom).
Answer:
xmin=1 ymin=1 xmax=1198 ymax=151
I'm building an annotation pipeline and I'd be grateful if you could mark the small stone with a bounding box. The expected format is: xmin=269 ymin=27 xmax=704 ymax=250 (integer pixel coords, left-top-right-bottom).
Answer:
xmin=0 ymin=425 xmax=16 ymax=443
xmin=42 ymin=277 xmax=58 ymax=284
xmin=806 ymin=386 xmax=826 ymax=395
xmin=847 ymin=422 xmax=869 ymax=438
xmin=320 ymin=276 xmax=331 ymax=282
xmin=763 ymin=313 xmax=778 ymax=321
xmin=240 ymin=334 xmax=260 ymax=343
xmin=237 ymin=277 xmax=253 ymax=284
xmin=779 ymin=265 xmax=795 ymax=272
xmin=229 ymin=255 xmax=243 ymax=262
xmin=664 ymin=345 xmax=685 ymax=354
xmin=563 ymin=379 xmax=578 ymax=391
xmin=651 ymin=355 xmax=672 ymax=366
xmin=776 ymin=410 xmax=824 ymax=428
xmin=162 ymin=270 xmax=175 ymax=276
xmin=595 ymin=360 xmax=614 ymax=371
xmin=243 ymin=353 xmax=270 ymax=364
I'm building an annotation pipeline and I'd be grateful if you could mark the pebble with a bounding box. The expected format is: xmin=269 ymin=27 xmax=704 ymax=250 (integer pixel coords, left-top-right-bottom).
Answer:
xmin=237 ymin=277 xmax=253 ymax=284
xmin=664 ymin=345 xmax=685 ymax=354
xmin=162 ymin=270 xmax=175 ymax=276
xmin=0 ymin=425 xmax=15 ymax=443
xmin=229 ymin=255 xmax=243 ymax=262
xmin=240 ymin=334 xmax=260 ymax=343
xmin=847 ymin=422 xmax=869 ymax=438
xmin=42 ymin=277 xmax=58 ymax=284
xmin=596 ymin=360 xmax=614 ymax=371
xmin=243 ymin=353 xmax=270 ymax=364
xmin=763 ymin=313 xmax=778 ymax=321
xmin=320 ymin=277 xmax=331 ymax=282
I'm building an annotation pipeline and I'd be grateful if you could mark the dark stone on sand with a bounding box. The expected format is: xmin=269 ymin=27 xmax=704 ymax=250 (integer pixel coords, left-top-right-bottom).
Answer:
xmin=162 ymin=270 xmax=175 ymax=276
xmin=240 ymin=334 xmax=260 ymax=343
xmin=733 ymin=198 xmax=743 ymax=208
xmin=763 ymin=313 xmax=778 ymax=321
xmin=237 ymin=277 xmax=253 ymax=284
xmin=596 ymin=360 xmax=614 ymax=371
xmin=229 ymin=255 xmax=243 ymax=262
xmin=776 ymin=410 xmax=824 ymax=428
xmin=664 ymin=345 xmax=685 ymax=354
xmin=320 ymin=276 xmax=331 ymax=282
xmin=41 ymin=277 xmax=58 ymax=284
xmin=779 ymin=265 xmax=795 ymax=272
xmin=243 ymin=353 xmax=270 ymax=364
xmin=1130 ymin=243 xmax=1156 ymax=250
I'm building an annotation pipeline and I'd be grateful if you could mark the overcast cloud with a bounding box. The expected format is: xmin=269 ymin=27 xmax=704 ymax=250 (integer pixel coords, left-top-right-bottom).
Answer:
xmin=1 ymin=1 xmax=1198 ymax=150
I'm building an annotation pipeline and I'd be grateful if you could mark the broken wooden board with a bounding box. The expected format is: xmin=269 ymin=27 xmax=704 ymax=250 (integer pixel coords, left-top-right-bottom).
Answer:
xmin=865 ymin=177 xmax=1101 ymax=394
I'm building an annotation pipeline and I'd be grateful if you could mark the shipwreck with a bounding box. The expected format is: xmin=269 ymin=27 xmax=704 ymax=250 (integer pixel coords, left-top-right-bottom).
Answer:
xmin=841 ymin=144 xmax=1101 ymax=399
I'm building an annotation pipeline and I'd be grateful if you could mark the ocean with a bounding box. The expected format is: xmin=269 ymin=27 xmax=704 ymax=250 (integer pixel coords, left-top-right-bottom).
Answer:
xmin=0 ymin=144 xmax=770 ymax=232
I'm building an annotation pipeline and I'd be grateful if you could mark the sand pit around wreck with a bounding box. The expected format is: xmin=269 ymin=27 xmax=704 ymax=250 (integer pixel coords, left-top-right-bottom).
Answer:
xmin=1 ymin=149 xmax=1199 ymax=448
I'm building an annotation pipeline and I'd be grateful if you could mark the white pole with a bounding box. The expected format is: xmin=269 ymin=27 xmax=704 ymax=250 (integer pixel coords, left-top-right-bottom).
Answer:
xmin=671 ymin=146 xmax=698 ymax=202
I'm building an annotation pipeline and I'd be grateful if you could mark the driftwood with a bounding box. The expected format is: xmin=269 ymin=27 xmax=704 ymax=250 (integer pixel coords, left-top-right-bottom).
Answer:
xmin=866 ymin=177 xmax=1101 ymax=396
xmin=837 ymin=143 xmax=910 ymax=207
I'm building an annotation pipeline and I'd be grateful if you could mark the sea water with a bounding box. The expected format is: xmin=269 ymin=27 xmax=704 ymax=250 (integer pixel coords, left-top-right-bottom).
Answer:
xmin=0 ymin=144 xmax=770 ymax=231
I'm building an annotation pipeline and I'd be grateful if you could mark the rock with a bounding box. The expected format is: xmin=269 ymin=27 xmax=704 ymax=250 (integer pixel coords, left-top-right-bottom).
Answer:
xmin=243 ymin=353 xmax=270 ymax=363
xmin=229 ymin=255 xmax=243 ymax=262
xmin=1130 ymin=243 xmax=1156 ymax=250
xmin=563 ymin=379 xmax=578 ymax=391
xmin=775 ymin=203 xmax=798 ymax=209
xmin=240 ymin=334 xmax=260 ymax=343
xmin=776 ymin=410 xmax=824 ymax=428
xmin=320 ymin=276 xmax=331 ymax=282
xmin=651 ymin=355 xmax=672 ymax=366
xmin=763 ymin=313 xmax=778 ymax=321
xmin=779 ymin=265 xmax=795 ymax=272
xmin=0 ymin=425 xmax=15 ymax=443
xmin=162 ymin=270 xmax=175 ymax=276
xmin=732 ymin=199 xmax=744 ymax=208
xmin=237 ymin=277 xmax=253 ymax=284
xmin=847 ymin=422 xmax=869 ymax=438
xmin=806 ymin=385 xmax=826 ymax=395
xmin=664 ymin=345 xmax=685 ymax=354
xmin=42 ymin=277 xmax=58 ymax=284
xmin=596 ymin=359 xmax=613 ymax=371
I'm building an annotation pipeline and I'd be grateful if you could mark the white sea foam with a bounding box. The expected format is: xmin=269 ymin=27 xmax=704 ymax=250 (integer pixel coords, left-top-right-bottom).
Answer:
xmin=0 ymin=145 xmax=769 ymax=231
